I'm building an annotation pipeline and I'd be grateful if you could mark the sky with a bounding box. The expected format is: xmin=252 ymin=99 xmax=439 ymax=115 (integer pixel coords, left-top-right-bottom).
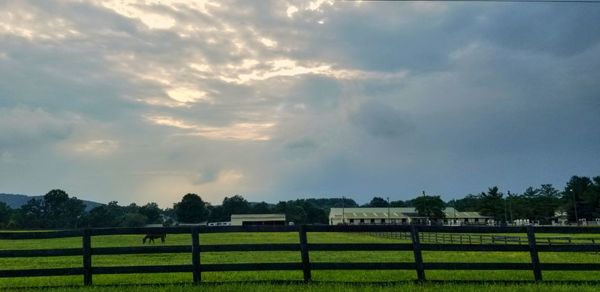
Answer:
xmin=1 ymin=0 xmax=599 ymax=207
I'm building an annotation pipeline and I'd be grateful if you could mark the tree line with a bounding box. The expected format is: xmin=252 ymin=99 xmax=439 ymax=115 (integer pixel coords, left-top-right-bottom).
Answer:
xmin=0 ymin=175 xmax=598 ymax=229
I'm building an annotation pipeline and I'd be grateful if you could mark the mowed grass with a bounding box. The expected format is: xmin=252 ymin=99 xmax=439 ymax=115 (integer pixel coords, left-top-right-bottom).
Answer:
xmin=1 ymin=231 xmax=599 ymax=291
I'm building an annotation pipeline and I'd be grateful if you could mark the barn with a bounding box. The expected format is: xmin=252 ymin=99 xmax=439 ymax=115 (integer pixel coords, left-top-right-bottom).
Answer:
xmin=230 ymin=214 xmax=287 ymax=226
xmin=328 ymin=207 xmax=491 ymax=226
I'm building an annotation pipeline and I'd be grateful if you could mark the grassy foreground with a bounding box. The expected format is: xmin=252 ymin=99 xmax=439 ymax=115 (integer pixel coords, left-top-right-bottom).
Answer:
xmin=4 ymin=282 xmax=600 ymax=292
xmin=1 ymin=231 xmax=599 ymax=291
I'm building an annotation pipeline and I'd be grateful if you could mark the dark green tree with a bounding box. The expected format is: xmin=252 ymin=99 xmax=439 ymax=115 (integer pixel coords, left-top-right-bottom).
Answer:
xmin=412 ymin=195 xmax=446 ymax=219
xmin=43 ymin=189 xmax=70 ymax=228
xmin=478 ymin=186 xmax=505 ymax=221
xmin=251 ymin=202 xmax=272 ymax=214
xmin=139 ymin=202 xmax=162 ymax=224
xmin=530 ymin=184 xmax=562 ymax=223
xmin=367 ymin=197 xmax=389 ymax=207
xmin=84 ymin=201 xmax=125 ymax=227
xmin=563 ymin=176 xmax=598 ymax=222
xmin=390 ymin=200 xmax=409 ymax=207
xmin=207 ymin=205 xmax=227 ymax=222
xmin=121 ymin=212 xmax=148 ymax=227
xmin=16 ymin=198 xmax=44 ymax=228
xmin=301 ymin=200 xmax=328 ymax=224
xmin=174 ymin=193 xmax=208 ymax=223
xmin=285 ymin=205 xmax=307 ymax=224
xmin=222 ymin=195 xmax=250 ymax=216
xmin=447 ymin=194 xmax=479 ymax=211
xmin=0 ymin=202 xmax=12 ymax=228
xmin=40 ymin=189 xmax=85 ymax=228
xmin=307 ymin=198 xmax=358 ymax=208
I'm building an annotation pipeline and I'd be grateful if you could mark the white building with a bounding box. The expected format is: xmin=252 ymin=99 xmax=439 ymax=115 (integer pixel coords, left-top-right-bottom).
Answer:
xmin=230 ymin=214 xmax=286 ymax=226
xmin=328 ymin=207 xmax=491 ymax=225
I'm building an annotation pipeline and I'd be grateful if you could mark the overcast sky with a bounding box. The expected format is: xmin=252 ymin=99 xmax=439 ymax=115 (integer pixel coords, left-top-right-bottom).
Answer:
xmin=1 ymin=0 xmax=599 ymax=207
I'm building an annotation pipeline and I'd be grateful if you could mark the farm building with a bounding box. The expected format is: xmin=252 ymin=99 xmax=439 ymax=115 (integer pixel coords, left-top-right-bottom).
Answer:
xmin=328 ymin=207 xmax=491 ymax=226
xmin=442 ymin=209 xmax=493 ymax=225
xmin=230 ymin=214 xmax=286 ymax=226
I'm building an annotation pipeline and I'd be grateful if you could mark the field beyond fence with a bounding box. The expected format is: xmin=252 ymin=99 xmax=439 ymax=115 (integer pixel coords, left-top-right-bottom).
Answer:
xmin=1 ymin=225 xmax=600 ymax=288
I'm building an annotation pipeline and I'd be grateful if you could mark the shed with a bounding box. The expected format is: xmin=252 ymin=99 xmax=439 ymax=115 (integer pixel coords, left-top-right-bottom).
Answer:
xmin=230 ymin=214 xmax=286 ymax=226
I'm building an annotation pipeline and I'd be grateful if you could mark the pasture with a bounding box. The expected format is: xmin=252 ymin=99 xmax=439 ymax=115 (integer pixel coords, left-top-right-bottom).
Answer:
xmin=1 ymin=226 xmax=600 ymax=291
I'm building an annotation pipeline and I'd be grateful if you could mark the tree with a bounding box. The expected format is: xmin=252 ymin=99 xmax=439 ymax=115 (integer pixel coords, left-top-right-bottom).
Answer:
xmin=306 ymin=198 xmax=358 ymax=209
xmin=528 ymin=184 xmax=562 ymax=224
xmin=43 ymin=189 xmax=70 ymax=228
xmin=84 ymin=201 xmax=125 ymax=227
xmin=412 ymin=195 xmax=445 ymax=220
xmin=563 ymin=176 xmax=599 ymax=222
xmin=139 ymin=202 xmax=162 ymax=224
xmin=207 ymin=205 xmax=226 ymax=222
xmin=0 ymin=202 xmax=12 ymax=228
xmin=174 ymin=193 xmax=208 ymax=223
xmin=390 ymin=200 xmax=409 ymax=207
xmin=16 ymin=198 xmax=44 ymax=228
xmin=301 ymin=200 xmax=328 ymax=224
xmin=121 ymin=213 xmax=148 ymax=227
xmin=40 ymin=189 xmax=85 ymax=228
xmin=285 ymin=205 xmax=307 ymax=224
xmin=63 ymin=196 xmax=86 ymax=228
xmin=367 ymin=197 xmax=389 ymax=207
xmin=222 ymin=195 xmax=250 ymax=216
xmin=478 ymin=187 xmax=505 ymax=221
xmin=251 ymin=202 xmax=272 ymax=214
xmin=447 ymin=194 xmax=479 ymax=211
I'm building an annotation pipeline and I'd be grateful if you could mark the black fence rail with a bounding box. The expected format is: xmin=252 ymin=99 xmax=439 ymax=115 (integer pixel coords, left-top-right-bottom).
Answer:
xmin=371 ymin=231 xmax=600 ymax=245
xmin=1 ymin=225 xmax=600 ymax=285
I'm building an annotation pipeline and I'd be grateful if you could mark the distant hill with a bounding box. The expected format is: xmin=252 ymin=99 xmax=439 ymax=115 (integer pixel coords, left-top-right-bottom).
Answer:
xmin=0 ymin=193 xmax=103 ymax=211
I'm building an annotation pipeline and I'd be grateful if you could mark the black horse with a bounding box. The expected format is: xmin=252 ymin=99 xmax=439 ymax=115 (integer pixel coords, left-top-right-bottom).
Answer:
xmin=143 ymin=233 xmax=166 ymax=244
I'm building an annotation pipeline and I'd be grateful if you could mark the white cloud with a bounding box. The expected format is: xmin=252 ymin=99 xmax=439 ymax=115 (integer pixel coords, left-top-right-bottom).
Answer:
xmin=167 ymin=87 xmax=212 ymax=104
xmin=0 ymin=4 xmax=80 ymax=40
xmin=147 ymin=116 xmax=275 ymax=141
xmin=71 ymin=139 xmax=120 ymax=156
xmin=260 ymin=37 xmax=278 ymax=48
xmin=286 ymin=5 xmax=299 ymax=18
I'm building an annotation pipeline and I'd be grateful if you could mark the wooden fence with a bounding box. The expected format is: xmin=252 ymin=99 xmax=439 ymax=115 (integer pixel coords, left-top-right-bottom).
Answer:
xmin=371 ymin=231 xmax=600 ymax=245
xmin=1 ymin=225 xmax=600 ymax=285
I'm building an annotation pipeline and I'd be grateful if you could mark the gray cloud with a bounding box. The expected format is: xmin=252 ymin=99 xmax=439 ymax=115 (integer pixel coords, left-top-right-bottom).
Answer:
xmin=350 ymin=101 xmax=415 ymax=139
xmin=0 ymin=107 xmax=74 ymax=148
xmin=0 ymin=1 xmax=599 ymax=206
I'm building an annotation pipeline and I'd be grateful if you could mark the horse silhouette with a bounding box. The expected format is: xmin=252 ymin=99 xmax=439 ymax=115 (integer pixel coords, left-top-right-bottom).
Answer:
xmin=143 ymin=233 xmax=166 ymax=244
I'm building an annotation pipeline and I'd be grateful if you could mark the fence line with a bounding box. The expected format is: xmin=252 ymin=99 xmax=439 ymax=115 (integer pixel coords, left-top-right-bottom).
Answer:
xmin=371 ymin=231 xmax=600 ymax=245
xmin=1 ymin=225 xmax=600 ymax=286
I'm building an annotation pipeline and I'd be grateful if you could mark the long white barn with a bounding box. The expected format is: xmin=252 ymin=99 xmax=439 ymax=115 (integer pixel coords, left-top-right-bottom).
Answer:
xmin=328 ymin=207 xmax=491 ymax=226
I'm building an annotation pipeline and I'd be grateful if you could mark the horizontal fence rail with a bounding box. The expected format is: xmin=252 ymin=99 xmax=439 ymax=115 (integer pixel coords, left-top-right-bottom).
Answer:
xmin=0 ymin=225 xmax=600 ymax=285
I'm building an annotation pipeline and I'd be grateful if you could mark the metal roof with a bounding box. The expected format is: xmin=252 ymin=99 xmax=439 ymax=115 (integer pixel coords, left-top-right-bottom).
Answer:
xmin=230 ymin=214 xmax=286 ymax=219
xmin=329 ymin=207 xmax=490 ymax=219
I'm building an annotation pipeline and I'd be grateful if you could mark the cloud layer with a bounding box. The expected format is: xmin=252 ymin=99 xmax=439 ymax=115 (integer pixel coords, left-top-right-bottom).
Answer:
xmin=1 ymin=1 xmax=599 ymax=206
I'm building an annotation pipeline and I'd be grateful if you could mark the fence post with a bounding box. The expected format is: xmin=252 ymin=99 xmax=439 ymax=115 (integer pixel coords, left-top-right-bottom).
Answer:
xmin=82 ymin=228 xmax=92 ymax=286
xmin=410 ymin=225 xmax=426 ymax=282
xmin=299 ymin=225 xmax=312 ymax=282
xmin=191 ymin=227 xmax=201 ymax=284
xmin=526 ymin=226 xmax=542 ymax=282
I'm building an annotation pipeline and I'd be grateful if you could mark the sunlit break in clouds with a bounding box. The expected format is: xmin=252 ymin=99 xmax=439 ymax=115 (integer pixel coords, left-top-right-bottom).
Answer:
xmin=1 ymin=0 xmax=599 ymax=207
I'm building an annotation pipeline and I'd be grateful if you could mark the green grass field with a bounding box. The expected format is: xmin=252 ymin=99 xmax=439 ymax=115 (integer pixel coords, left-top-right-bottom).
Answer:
xmin=1 ymin=231 xmax=599 ymax=291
